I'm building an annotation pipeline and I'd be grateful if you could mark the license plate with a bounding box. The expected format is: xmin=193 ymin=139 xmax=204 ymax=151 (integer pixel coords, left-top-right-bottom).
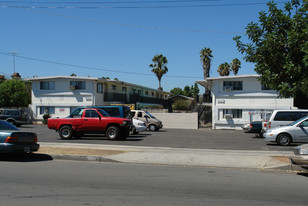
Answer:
xmin=24 ymin=147 xmax=31 ymax=153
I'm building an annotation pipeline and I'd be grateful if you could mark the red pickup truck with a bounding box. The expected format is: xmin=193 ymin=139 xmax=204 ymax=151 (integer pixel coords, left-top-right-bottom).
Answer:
xmin=48 ymin=108 xmax=132 ymax=140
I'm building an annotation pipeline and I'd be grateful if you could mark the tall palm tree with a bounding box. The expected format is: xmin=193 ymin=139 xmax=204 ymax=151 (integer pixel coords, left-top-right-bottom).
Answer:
xmin=149 ymin=54 xmax=168 ymax=91
xmin=231 ymin=58 xmax=241 ymax=75
xmin=217 ymin=62 xmax=231 ymax=76
xmin=200 ymin=47 xmax=213 ymax=79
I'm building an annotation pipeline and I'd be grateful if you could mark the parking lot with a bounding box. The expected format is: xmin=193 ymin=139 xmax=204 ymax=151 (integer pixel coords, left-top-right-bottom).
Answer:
xmin=19 ymin=124 xmax=297 ymax=152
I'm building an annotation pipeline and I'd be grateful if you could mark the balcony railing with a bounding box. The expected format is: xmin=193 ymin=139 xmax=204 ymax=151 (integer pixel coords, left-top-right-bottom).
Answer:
xmin=103 ymin=92 xmax=169 ymax=105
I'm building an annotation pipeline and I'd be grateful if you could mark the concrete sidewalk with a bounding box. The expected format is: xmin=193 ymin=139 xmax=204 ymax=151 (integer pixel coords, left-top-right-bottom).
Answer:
xmin=38 ymin=142 xmax=299 ymax=171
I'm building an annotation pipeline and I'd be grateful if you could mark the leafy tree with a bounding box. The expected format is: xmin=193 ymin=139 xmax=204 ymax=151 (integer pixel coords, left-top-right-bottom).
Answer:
xmin=0 ymin=79 xmax=30 ymax=107
xmin=191 ymin=83 xmax=200 ymax=98
xmin=149 ymin=54 xmax=168 ymax=91
xmin=231 ymin=58 xmax=241 ymax=75
xmin=233 ymin=0 xmax=308 ymax=108
xmin=200 ymin=47 xmax=213 ymax=79
xmin=70 ymin=73 xmax=77 ymax=76
xmin=217 ymin=63 xmax=231 ymax=76
xmin=183 ymin=85 xmax=192 ymax=97
xmin=170 ymin=87 xmax=183 ymax=96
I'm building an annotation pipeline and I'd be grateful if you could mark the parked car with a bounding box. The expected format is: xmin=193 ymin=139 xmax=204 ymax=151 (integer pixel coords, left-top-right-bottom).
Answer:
xmin=89 ymin=106 xmax=131 ymax=119
xmin=48 ymin=108 xmax=132 ymax=140
xmin=0 ymin=108 xmax=28 ymax=127
xmin=130 ymin=119 xmax=147 ymax=135
xmin=290 ymin=144 xmax=308 ymax=170
xmin=0 ymin=120 xmax=39 ymax=153
xmin=262 ymin=109 xmax=308 ymax=133
xmin=130 ymin=110 xmax=163 ymax=131
xmin=263 ymin=116 xmax=308 ymax=146
xmin=241 ymin=121 xmax=263 ymax=136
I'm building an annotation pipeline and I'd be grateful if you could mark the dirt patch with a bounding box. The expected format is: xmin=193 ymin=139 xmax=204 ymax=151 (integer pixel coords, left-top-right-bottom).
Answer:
xmin=39 ymin=147 xmax=127 ymax=156
xmin=271 ymin=156 xmax=290 ymax=163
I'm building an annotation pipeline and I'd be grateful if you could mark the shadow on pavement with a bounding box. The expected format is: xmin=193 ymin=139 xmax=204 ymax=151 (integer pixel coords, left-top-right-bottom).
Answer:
xmin=0 ymin=153 xmax=53 ymax=162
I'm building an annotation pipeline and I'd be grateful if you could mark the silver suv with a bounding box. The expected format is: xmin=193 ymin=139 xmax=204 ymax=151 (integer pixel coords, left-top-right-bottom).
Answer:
xmin=130 ymin=110 xmax=163 ymax=131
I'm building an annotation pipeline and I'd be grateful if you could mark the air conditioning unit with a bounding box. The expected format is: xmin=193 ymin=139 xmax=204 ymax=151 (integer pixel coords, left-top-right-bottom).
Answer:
xmin=70 ymin=85 xmax=76 ymax=90
xmin=224 ymin=86 xmax=232 ymax=92
xmin=225 ymin=114 xmax=233 ymax=119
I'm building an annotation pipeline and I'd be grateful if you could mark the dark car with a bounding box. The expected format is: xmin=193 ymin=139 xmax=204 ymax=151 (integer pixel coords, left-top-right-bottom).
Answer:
xmin=241 ymin=121 xmax=263 ymax=137
xmin=0 ymin=108 xmax=27 ymax=127
xmin=0 ymin=120 xmax=39 ymax=153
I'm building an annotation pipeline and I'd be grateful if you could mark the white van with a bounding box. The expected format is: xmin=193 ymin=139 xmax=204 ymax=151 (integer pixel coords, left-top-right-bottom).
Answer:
xmin=130 ymin=110 xmax=163 ymax=131
xmin=262 ymin=110 xmax=308 ymax=132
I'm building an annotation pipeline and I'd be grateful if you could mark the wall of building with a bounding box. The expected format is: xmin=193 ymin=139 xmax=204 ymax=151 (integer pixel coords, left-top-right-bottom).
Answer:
xmin=152 ymin=112 xmax=198 ymax=129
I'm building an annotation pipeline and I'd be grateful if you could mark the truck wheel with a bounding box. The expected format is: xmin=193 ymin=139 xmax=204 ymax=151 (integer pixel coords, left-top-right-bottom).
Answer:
xmin=59 ymin=126 xmax=73 ymax=140
xmin=148 ymin=124 xmax=157 ymax=131
xmin=106 ymin=126 xmax=120 ymax=140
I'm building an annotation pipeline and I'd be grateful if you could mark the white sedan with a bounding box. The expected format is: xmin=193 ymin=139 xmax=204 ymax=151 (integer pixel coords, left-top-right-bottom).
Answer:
xmin=130 ymin=119 xmax=147 ymax=135
xmin=264 ymin=116 xmax=308 ymax=146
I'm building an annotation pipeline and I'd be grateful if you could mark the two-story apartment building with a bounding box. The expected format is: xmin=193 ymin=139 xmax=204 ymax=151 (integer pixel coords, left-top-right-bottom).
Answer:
xmin=27 ymin=76 xmax=170 ymax=121
xmin=197 ymin=75 xmax=295 ymax=130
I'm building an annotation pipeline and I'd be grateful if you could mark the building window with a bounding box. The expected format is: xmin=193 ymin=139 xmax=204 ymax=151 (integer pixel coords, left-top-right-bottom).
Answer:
xmin=122 ymin=87 xmax=127 ymax=92
xmin=261 ymin=84 xmax=272 ymax=90
xmin=138 ymin=90 xmax=142 ymax=95
xmin=40 ymin=81 xmax=55 ymax=90
xmin=70 ymin=81 xmax=86 ymax=90
xmin=151 ymin=92 xmax=154 ymax=97
xmin=40 ymin=106 xmax=55 ymax=115
xmin=132 ymin=89 xmax=136 ymax=94
xmin=145 ymin=91 xmax=149 ymax=95
xmin=112 ymin=85 xmax=117 ymax=91
xmin=223 ymin=109 xmax=242 ymax=119
xmin=97 ymin=83 xmax=103 ymax=93
xmin=223 ymin=81 xmax=243 ymax=91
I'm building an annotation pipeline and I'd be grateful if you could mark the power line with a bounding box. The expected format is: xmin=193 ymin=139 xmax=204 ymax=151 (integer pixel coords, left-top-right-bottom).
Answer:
xmin=0 ymin=1 xmax=288 ymax=9
xmin=0 ymin=52 xmax=201 ymax=79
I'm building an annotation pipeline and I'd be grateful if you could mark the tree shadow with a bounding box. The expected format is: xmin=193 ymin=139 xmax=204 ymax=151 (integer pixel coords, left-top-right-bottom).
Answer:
xmin=0 ymin=153 xmax=53 ymax=162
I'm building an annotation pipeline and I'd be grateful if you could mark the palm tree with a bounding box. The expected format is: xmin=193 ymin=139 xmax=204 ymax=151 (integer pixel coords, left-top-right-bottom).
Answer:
xmin=149 ymin=54 xmax=168 ymax=91
xmin=200 ymin=47 xmax=213 ymax=79
xmin=217 ymin=62 xmax=231 ymax=76
xmin=231 ymin=58 xmax=241 ymax=75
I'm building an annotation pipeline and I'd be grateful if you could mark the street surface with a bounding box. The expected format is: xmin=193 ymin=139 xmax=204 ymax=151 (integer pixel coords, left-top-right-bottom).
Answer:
xmin=20 ymin=124 xmax=296 ymax=151
xmin=0 ymin=160 xmax=307 ymax=206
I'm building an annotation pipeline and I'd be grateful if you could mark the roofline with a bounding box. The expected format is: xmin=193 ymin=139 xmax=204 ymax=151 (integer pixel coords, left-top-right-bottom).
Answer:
xmin=25 ymin=75 xmax=170 ymax=94
xmin=201 ymin=74 xmax=260 ymax=81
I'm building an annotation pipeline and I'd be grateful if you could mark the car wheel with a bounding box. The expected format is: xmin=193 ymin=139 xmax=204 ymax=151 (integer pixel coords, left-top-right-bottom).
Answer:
xmin=130 ymin=126 xmax=136 ymax=135
xmin=59 ymin=126 xmax=73 ymax=140
xmin=148 ymin=124 xmax=157 ymax=131
xmin=106 ymin=126 xmax=120 ymax=140
xmin=276 ymin=133 xmax=292 ymax=146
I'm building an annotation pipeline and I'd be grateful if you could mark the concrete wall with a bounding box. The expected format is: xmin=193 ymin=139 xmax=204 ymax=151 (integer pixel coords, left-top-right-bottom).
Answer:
xmin=152 ymin=113 xmax=198 ymax=130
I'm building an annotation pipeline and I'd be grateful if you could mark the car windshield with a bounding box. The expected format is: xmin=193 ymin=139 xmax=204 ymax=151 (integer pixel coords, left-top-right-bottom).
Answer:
xmin=0 ymin=121 xmax=19 ymax=130
xmin=288 ymin=116 xmax=308 ymax=126
xmin=97 ymin=109 xmax=110 ymax=117
xmin=145 ymin=111 xmax=155 ymax=118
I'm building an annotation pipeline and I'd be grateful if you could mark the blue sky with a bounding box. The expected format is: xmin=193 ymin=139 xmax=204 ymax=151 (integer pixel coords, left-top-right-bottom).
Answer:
xmin=0 ymin=0 xmax=288 ymax=93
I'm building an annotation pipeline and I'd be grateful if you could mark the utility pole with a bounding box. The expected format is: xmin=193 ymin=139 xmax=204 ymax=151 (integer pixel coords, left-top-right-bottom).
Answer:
xmin=8 ymin=52 xmax=19 ymax=74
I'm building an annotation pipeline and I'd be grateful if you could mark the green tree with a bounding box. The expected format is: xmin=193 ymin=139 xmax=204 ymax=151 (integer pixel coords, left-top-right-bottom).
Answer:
xmin=183 ymin=85 xmax=192 ymax=97
xmin=70 ymin=73 xmax=77 ymax=76
xmin=217 ymin=63 xmax=231 ymax=76
xmin=191 ymin=83 xmax=200 ymax=98
xmin=0 ymin=79 xmax=30 ymax=107
xmin=149 ymin=54 xmax=168 ymax=91
xmin=233 ymin=0 xmax=308 ymax=108
xmin=231 ymin=58 xmax=241 ymax=75
xmin=170 ymin=87 xmax=183 ymax=96
xmin=200 ymin=47 xmax=213 ymax=79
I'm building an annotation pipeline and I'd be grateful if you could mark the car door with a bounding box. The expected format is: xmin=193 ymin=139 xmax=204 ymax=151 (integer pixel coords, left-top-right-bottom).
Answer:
xmin=294 ymin=120 xmax=308 ymax=142
xmin=81 ymin=109 xmax=103 ymax=132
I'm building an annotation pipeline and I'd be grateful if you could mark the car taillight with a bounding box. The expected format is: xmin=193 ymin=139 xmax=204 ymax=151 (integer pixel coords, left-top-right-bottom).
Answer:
xmin=268 ymin=121 xmax=271 ymax=128
xmin=250 ymin=123 xmax=253 ymax=128
xmin=34 ymin=137 xmax=38 ymax=143
xmin=5 ymin=136 xmax=18 ymax=143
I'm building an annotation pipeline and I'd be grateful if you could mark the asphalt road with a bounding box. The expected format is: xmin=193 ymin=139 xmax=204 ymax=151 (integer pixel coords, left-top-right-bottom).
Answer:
xmin=0 ymin=160 xmax=307 ymax=206
xmin=19 ymin=124 xmax=297 ymax=151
